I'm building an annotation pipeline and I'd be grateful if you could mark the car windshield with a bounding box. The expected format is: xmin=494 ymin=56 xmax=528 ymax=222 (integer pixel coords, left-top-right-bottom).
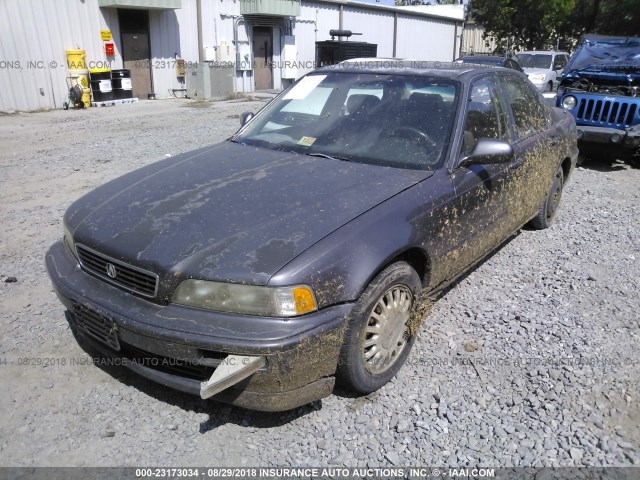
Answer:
xmin=518 ymin=54 xmax=553 ymax=69
xmin=233 ymin=72 xmax=458 ymax=170
xmin=565 ymin=36 xmax=640 ymax=73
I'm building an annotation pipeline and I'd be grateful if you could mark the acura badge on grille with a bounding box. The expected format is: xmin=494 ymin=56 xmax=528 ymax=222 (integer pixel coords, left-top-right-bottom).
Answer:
xmin=106 ymin=263 xmax=117 ymax=279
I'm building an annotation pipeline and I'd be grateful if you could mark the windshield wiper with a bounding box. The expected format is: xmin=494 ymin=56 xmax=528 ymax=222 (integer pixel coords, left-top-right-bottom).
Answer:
xmin=305 ymin=152 xmax=353 ymax=163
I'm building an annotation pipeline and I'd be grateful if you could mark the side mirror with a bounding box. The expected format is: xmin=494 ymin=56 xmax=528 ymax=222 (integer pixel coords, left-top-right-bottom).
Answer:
xmin=240 ymin=111 xmax=254 ymax=127
xmin=459 ymin=138 xmax=514 ymax=168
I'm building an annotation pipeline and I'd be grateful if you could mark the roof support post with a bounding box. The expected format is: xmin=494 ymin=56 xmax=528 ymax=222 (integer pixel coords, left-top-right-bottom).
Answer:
xmin=393 ymin=12 xmax=397 ymax=58
xmin=197 ymin=0 xmax=203 ymax=62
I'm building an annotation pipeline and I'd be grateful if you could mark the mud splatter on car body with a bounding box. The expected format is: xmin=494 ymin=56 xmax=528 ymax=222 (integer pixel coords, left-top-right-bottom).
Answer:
xmin=46 ymin=60 xmax=578 ymax=411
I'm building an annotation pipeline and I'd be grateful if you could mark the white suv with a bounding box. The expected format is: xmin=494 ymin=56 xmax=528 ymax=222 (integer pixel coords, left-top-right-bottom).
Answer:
xmin=517 ymin=51 xmax=570 ymax=92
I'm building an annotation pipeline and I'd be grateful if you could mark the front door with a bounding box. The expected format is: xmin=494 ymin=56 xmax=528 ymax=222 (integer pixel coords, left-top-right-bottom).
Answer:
xmin=119 ymin=9 xmax=153 ymax=99
xmin=439 ymin=75 xmax=513 ymax=280
xmin=253 ymin=27 xmax=273 ymax=90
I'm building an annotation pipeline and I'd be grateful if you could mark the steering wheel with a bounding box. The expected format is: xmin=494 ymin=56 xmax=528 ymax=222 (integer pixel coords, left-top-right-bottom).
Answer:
xmin=385 ymin=126 xmax=436 ymax=148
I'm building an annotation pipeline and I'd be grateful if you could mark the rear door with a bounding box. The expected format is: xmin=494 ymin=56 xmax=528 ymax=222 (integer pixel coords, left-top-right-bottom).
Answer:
xmin=497 ymin=73 xmax=557 ymax=226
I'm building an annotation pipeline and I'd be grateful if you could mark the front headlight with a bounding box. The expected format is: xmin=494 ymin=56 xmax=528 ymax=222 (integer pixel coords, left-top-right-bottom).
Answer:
xmin=172 ymin=280 xmax=317 ymax=317
xmin=63 ymin=222 xmax=77 ymax=258
xmin=561 ymin=95 xmax=577 ymax=110
xmin=528 ymin=73 xmax=546 ymax=83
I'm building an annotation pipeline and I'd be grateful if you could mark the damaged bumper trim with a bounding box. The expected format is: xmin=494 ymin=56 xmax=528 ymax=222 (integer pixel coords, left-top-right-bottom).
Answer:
xmin=200 ymin=354 xmax=266 ymax=399
xmin=81 ymin=334 xmax=335 ymax=411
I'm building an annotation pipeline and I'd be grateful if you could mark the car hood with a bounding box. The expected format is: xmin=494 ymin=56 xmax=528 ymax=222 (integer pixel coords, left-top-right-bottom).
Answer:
xmin=68 ymin=141 xmax=431 ymax=286
xmin=562 ymin=36 xmax=640 ymax=86
xmin=562 ymin=66 xmax=640 ymax=85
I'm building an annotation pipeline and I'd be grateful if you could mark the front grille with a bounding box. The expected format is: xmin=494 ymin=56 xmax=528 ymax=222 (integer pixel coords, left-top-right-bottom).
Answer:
xmin=70 ymin=301 xmax=218 ymax=380
xmin=119 ymin=343 xmax=216 ymax=381
xmin=76 ymin=244 xmax=158 ymax=298
xmin=576 ymin=97 xmax=638 ymax=128
xmin=71 ymin=301 xmax=120 ymax=351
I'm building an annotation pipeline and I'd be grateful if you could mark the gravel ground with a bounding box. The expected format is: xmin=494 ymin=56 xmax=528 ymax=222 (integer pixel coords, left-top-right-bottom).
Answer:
xmin=0 ymin=98 xmax=639 ymax=468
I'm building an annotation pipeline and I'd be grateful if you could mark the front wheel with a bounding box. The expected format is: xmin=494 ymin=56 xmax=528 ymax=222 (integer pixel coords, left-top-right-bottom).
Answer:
xmin=530 ymin=165 xmax=564 ymax=229
xmin=626 ymin=157 xmax=640 ymax=169
xmin=337 ymin=262 xmax=422 ymax=394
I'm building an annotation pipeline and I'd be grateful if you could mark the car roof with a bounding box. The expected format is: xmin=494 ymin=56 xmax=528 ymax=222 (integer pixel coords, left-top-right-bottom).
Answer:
xmin=519 ymin=50 xmax=568 ymax=55
xmin=457 ymin=56 xmax=509 ymax=61
xmin=316 ymin=58 xmax=502 ymax=79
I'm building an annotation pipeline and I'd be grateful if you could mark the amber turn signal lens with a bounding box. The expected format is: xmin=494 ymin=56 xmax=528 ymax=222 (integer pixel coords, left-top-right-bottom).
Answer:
xmin=293 ymin=287 xmax=317 ymax=315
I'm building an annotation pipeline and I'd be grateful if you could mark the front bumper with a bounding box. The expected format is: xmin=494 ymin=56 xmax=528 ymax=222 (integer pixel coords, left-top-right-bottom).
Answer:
xmin=46 ymin=240 xmax=352 ymax=411
xmin=575 ymin=124 xmax=640 ymax=159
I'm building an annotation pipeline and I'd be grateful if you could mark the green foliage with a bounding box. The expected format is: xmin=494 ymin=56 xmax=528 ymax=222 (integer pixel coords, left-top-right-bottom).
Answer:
xmin=567 ymin=0 xmax=640 ymax=36
xmin=468 ymin=0 xmax=640 ymax=53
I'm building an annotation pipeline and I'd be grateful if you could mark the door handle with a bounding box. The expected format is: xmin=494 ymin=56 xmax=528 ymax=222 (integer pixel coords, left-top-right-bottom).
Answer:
xmin=509 ymin=158 xmax=524 ymax=170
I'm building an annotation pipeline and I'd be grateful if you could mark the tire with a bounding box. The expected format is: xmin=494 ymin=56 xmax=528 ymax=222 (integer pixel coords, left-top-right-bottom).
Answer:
xmin=530 ymin=164 xmax=564 ymax=230
xmin=626 ymin=157 xmax=640 ymax=169
xmin=337 ymin=261 xmax=422 ymax=394
xmin=546 ymin=82 xmax=554 ymax=92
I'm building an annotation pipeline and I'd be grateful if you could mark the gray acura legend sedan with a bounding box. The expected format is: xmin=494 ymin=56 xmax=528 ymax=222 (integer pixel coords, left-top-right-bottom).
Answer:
xmin=46 ymin=60 xmax=578 ymax=411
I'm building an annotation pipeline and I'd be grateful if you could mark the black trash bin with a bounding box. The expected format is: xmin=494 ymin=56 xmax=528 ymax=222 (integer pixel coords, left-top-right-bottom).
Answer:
xmin=111 ymin=69 xmax=133 ymax=99
xmin=89 ymin=69 xmax=113 ymax=102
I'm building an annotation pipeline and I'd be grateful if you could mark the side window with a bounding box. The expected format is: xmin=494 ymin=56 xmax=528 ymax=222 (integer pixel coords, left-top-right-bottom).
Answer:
xmin=461 ymin=77 xmax=508 ymax=154
xmin=500 ymin=75 xmax=548 ymax=139
xmin=553 ymin=54 xmax=566 ymax=71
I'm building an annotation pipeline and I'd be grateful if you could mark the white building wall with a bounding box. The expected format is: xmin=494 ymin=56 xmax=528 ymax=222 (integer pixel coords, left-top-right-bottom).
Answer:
xmin=202 ymin=0 xmax=242 ymax=47
xmin=199 ymin=0 xmax=253 ymax=93
xmin=0 ymin=0 xmax=112 ymax=111
xmin=149 ymin=1 xmax=199 ymax=99
xmin=0 ymin=0 xmax=462 ymax=111
xmin=342 ymin=6 xmax=395 ymax=58
xmin=300 ymin=1 xmax=339 ymax=44
xmin=295 ymin=1 xmax=341 ymax=77
xmin=395 ymin=14 xmax=456 ymax=61
xmin=0 ymin=0 xmax=200 ymax=111
xmin=461 ymin=24 xmax=497 ymax=55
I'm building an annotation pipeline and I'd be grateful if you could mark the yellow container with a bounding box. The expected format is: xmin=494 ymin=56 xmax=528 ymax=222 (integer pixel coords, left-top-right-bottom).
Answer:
xmin=66 ymin=49 xmax=86 ymax=70
xmin=68 ymin=69 xmax=90 ymax=88
xmin=81 ymin=86 xmax=92 ymax=108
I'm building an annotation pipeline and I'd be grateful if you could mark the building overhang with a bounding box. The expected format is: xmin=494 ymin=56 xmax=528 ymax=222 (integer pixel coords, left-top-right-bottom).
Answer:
xmin=240 ymin=0 xmax=300 ymax=17
xmin=98 ymin=0 xmax=181 ymax=10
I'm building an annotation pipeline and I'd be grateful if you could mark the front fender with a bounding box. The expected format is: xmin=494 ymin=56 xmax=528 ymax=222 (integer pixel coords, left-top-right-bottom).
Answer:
xmin=266 ymin=177 xmax=449 ymax=309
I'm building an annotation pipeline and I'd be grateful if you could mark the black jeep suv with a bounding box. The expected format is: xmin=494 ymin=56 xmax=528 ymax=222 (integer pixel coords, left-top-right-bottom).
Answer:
xmin=557 ymin=35 xmax=640 ymax=167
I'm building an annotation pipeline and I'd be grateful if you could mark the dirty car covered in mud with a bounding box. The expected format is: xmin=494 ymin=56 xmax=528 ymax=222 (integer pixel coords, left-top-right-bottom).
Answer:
xmin=46 ymin=61 xmax=578 ymax=411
